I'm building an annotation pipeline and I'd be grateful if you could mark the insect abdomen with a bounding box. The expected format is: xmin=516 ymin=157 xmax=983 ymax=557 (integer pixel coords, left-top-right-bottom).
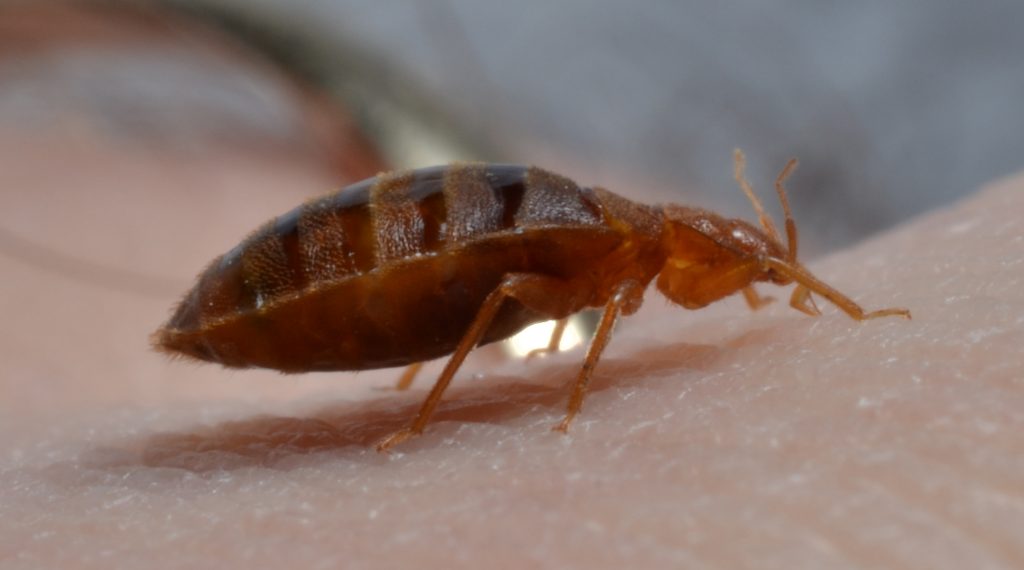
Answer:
xmin=156 ymin=164 xmax=613 ymax=370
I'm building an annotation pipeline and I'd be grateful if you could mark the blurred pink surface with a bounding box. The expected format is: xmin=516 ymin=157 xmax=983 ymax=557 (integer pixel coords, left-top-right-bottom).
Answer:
xmin=2 ymin=6 xmax=1023 ymax=565
xmin=2 ymin=129 xmax=1023 ymax=567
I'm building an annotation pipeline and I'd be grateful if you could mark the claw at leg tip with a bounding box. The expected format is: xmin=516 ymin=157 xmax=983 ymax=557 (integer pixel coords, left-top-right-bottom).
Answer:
xmin=376 ymin=428 xmax=419 ymax=453
xmin=552 ymin=418 xmax=573 ymax=434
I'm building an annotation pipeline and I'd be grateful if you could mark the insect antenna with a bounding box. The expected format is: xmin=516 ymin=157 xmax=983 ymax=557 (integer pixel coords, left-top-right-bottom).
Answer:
xmin=773 ymin=157 xmax=799 ymax=263
xmin=732 ymin=149 xmax=781 ymax=244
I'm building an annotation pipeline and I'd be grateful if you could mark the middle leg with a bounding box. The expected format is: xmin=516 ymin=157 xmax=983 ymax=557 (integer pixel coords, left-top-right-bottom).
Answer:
xmin=553 ymin=280 xmax=645 ymax=433
xmin=525 ymin=317 xmax=570 ymax=360
xmin=376 ymin=273 xmax=591 ymax=452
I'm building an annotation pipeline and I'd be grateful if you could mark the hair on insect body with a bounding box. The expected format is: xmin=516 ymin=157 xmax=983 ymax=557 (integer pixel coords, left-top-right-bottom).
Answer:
xmin=154 ymin=150 xmax=910 ymax=451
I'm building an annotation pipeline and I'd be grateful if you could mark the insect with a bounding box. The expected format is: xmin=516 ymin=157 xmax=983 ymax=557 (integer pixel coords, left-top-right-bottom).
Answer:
xmin=153 ymin=150 xmax=910 ymax=451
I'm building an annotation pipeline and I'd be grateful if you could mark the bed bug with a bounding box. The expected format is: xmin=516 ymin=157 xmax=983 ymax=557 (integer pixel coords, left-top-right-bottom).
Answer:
xmin=153 ymin=150 xmax=910 ymax=451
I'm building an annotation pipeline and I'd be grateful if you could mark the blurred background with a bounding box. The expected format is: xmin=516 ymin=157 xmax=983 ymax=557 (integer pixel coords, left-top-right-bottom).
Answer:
xmin=2 ymin=0 xmax=1022 ymax=429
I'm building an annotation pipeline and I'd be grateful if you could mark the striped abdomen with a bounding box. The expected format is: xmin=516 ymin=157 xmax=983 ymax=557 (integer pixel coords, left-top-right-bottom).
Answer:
xmin=156 ymin=164 xmax=635 ymax=371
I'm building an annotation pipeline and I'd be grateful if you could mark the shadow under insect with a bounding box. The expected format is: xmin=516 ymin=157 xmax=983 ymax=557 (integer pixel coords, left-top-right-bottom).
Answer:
xmin=133 ymin=340 xmax=723 ymax=472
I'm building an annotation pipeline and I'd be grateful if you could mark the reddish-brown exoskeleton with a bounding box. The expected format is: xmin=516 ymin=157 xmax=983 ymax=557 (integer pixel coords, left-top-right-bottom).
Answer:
xmin=154 ymin=150 xmax=910 ymax=451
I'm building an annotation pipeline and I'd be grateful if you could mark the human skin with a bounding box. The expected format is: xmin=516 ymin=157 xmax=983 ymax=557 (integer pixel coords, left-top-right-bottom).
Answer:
xmin=1 ymin=136 xmax=1023 ymax=570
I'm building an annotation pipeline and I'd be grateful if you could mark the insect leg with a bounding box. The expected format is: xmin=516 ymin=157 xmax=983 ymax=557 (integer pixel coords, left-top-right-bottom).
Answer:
xmin=741 ymin=286 xmax=775 ymax=311
xmin=553 ymin=280 xmax=645 ymax=434
xmin=393 ymin=362 xmax=425 ymax=391
xmin=525 ymin=318 xmax=570 ymax=360
xmin=376 ymin=273 xmax=585 ymax=452
xmin=788 ymin=284 xmax=822 ymax=317
xmin=764 ymin=259 xmax=911 ymax=321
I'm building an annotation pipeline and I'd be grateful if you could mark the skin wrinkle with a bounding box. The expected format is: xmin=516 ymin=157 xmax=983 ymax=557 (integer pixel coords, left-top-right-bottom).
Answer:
xmin=854 ymin=473 xmax=1013 ymax=567
xmin=130 ymin=349 xmax=707 ymax=472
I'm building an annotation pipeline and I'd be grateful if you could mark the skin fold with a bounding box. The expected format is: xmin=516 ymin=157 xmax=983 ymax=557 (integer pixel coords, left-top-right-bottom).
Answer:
xmin=1 ymin=136 xmax=1022 ymax=570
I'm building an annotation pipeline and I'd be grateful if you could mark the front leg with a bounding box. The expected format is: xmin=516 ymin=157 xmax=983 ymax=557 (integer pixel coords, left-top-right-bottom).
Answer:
xmin=741 ymin=286 xmax=775 ymax=311
xmin=764 ymin=259 xmax=911 ymax=321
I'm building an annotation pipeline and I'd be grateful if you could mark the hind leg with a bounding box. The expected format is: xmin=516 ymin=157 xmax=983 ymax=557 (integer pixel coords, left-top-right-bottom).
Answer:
xmin=376 ymin=273 xmax=590 ymax=452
